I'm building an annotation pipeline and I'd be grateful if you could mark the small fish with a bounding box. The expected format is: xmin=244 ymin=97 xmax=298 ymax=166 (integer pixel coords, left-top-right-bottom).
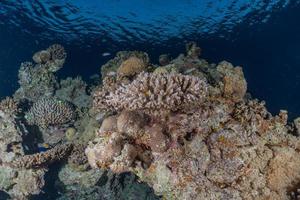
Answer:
xmin=102 ymin=52 xmax=111 ymax=57
xmin=37 ymin=143 xmax=51 ymax=152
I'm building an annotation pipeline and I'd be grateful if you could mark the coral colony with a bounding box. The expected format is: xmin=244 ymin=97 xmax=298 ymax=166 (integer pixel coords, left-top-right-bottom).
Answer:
xmin=1 ymin=43 xmax=300 ymax=200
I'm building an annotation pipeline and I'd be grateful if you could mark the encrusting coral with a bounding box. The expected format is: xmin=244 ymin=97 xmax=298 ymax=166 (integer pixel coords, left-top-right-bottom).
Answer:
xmin=87 ymin=43 xmax=300 ymax=200
xmin=25 ymin=97 xmax=76 ymax=129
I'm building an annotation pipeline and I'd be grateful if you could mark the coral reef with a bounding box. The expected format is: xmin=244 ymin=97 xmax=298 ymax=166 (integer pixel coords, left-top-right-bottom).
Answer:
xmin=0 ymin=96 xmax=20 ymax=116
xmin=25 ymin=97 xmax=76 ymax=129
xmin=3 ymin=43 xmax=300 ymax=200
xmin=87 ymin=44 xmax=300 ymax=200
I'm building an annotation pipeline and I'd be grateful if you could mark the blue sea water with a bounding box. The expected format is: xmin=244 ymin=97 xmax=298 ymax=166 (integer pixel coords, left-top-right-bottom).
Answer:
xmin=0 ymin=0 xmax=300 ymax=120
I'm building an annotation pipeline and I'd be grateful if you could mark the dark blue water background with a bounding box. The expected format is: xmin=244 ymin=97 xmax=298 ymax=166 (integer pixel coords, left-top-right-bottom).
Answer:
xmin=1 ymin=0 xmax=300 ymax=118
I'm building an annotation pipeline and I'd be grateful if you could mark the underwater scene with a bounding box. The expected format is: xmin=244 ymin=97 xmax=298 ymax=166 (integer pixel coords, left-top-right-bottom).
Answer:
xmin=1 ymin=0 xmax=300 ymax=200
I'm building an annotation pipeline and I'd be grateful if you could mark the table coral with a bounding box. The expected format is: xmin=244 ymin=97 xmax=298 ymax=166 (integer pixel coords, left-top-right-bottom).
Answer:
xmin=93 ymin=72 xmax=208 ymax=117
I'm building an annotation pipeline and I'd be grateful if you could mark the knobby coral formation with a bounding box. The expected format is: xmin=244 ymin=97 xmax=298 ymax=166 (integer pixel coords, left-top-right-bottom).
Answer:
xmin=25 ymin=97 xmax=76 ymax=129
xmin=87 ymin=44 xmax=300 ymax=200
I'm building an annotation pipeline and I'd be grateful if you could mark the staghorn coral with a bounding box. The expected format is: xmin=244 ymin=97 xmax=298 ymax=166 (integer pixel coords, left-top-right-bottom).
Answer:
xmin=93 ymin=72 xmax=208 ymax=116
xmin=25 ymin=97 xmax=76 ymax=129
xmin=186 ymin=41 xmax=202 ymax=59
xmin=7 ymin=143 xmax=73 ymax=169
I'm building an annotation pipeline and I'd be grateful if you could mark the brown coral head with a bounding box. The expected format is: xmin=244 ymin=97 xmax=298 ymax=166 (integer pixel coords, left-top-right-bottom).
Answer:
xmin=117 ymin=56 xmax=147 ymax=78
xmin=159 ymin=54 xmax=170 ymax=66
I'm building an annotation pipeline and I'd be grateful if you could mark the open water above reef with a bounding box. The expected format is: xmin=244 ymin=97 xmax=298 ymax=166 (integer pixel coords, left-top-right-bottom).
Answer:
xmin=0 ymin=0 xmax=300 ymax=118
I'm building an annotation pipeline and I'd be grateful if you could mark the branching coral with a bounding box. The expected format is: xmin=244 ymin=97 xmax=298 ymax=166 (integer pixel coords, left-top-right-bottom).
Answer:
xmin=7 ymin=143 xmax=73 ymax=169
xmin=67 ymin=143 xmax=89 ymax=170
xmin=93 ymin=72 xmax=208 ymax=116
xmin=25 ymin=97 xmax=76 ymax=129
xmin=0 ymin=107 xmax=46 ymax=199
